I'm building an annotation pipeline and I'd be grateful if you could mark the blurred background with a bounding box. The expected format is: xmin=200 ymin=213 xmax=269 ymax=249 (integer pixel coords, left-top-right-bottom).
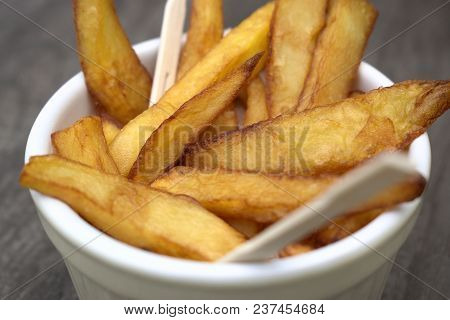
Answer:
xmin=0 ymin=0 xmax=449 ymax=299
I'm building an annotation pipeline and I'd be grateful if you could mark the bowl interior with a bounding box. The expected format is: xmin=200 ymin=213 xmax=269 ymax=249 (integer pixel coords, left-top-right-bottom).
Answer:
xmin=25 ymin=39 xmax=431 ymax=286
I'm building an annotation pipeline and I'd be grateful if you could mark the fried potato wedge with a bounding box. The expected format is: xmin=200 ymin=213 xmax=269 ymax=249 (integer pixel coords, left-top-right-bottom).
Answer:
xmin=349 ymin=90 xmax=364 ymax=98
xmin=184 ymin=81 xmax=450 ymax=176
xmin=303 ymin=209 xmax=383 ymax=248
xmin=224 ymin=218 xmax=265 ymax=239
xmin=20 ymin=156 xmax=244 ymax=261
xmin=279 ymin=243 xmax=314 ymax=258
xmin=129 ymin=55 xmax=260 ymax=184
xmin=109 ymin=2 xmax=274 ymax=176
xmin=244 ymin=77 xmax=269 ymax=126
xmin=176 ymin=0 xmax=236 ymax=133
xmin=211 ymin=104 xmax=239 ymax=133
xmin=177 ymin=0 xmax=223 ymax=80
xmin=266 ymin=0 xmax=327 ymax=117
xmin=280 ymin=209 xmax=383 ymax=256
xmin=74 ymin=0 xmax=152 ymax=124
xmin=151 ymin=166 xmax=426 ymax=223
xmin=297 ymin=0 xmax=377 ymax=111
xmin=52 ymin=116 xmax=119 ymax=174
xmin=101 ymin=117 xmax=120 ymax=145
xmin=198 ymin=104 xmax=239 ymax=143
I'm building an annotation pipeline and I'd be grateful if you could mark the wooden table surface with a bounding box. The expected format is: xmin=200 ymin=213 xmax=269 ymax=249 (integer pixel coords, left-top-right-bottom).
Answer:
xmin=0 ymin=0 xmax=448 ymax=299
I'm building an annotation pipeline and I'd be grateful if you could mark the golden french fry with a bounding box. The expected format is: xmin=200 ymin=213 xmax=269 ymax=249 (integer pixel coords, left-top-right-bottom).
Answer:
xmin=176 ymin=0 xmax=237 ymax=133
xmin=244 ymin=77 xmax=269 ymax=126
xmin=101 ymin=117 xmax=120 ymax=145
xmin=212 ymin=105 xmax=239 ymax=133
xmin=266 ymin=0 xmax=327 ymax=117
xmin=129 ymin=55 xmax=260 ymax=184
xmin=224 ymin=218 xmax=265 ymax=239
xmin=281 ymin=208 xmax=383 ymax=256
xmin=177 ymin=0 xmax=223 ymax=79
xmin=279 ymin=243 xmax=314 ymax=258
xmin=349 ymin=90 xmax=364 ymax=98
xmin=198 ymin=105 xmax=239 ymax=142
xmin=52 ymin=116 xmax=119 ymax=174
xmin=151 ymin=166 xmax=426 ymax=223
xmin=184 ymin=81 xmax=449 ymax=176
xmin=73 ymin=0 xmax=152 ymax=124
xmin=281 ymin=209 xmax=382 ymax=255
xmin=303 ymin=209 xmax=384 ymax=247
xmin=177 ymin=0 xmax=234 ymax=130
xmin=109 ymin=2 xmax=274 ymax=176
xmin=20 ymin=156 xmax=244 ymax=261
xmin=297 ymin=0 xmax=377 ymax=111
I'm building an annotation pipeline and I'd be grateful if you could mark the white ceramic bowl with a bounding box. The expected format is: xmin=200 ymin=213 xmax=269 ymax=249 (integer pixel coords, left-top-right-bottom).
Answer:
xmin=25 ymin=39 xmax=431 ymax=299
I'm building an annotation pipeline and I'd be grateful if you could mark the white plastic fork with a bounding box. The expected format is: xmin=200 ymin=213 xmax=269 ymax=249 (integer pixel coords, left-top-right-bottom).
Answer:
xmin=150 ymin=0 xmax=186 ymax=106
xmin=220 ymin=153 xmax=420 ymax=263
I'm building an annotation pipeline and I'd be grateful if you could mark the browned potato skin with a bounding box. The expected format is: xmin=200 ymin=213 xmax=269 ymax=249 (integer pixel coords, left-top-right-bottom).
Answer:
xmin=297 ymin=0 xmax=377 ymax=111
xmin=109 ymin=2 xmax=274 ymax=176
xmin=266 ymin=0 xmax=327 ymax=117
xmin=73 ymin=0 xmax=152 ymax=124
xmin=184 ymin=81 xmax=450 ymax=176
xmin=244 ymin=77 xmax=269 ymax=126
xmin=52 ymin=116 xmax=119 ymax=174
xmin=129 ymin=55 xmax=260 ymax=184
xmin=177 ymin=0 xmax=223 ymax=80
xmin=151 ymin=166 xmax=426 ymax=223
xmin=101 ymin=117 xmax=120 ymax=145
xmin=20 ymin=156 xmax=245 ymax=261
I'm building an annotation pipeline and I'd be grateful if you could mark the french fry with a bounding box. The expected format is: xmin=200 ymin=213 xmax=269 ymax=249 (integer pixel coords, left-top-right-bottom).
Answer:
xmin=52 ymin=116 xmax=119 ymax=174
xmin=224 ymin=218 xmax=265 ymax=239
xmin=151 ymin=166 xmax=426 ymax=223
xmin=129 ymin=55 xmax=260 ymax=184
xmin=297 ymin=0 xmax=377 ymax=111
xmin=20 ymin=156 xmax=244 ymax=261
xmin=177 ymin=0 xmax=234 ymax=130
xmin=279 ymin=243 xmax=314 ymax=258
xmin=198 ymin=105 xmax=239 ymax=143
xmin=101 ymin=117 xmax=120 ymax=145
xmin=109 ymin=2 xmax=274 ymax=176
xmin=177 ymin=0 xmax=223 ymax=80
xmin=266 ymin=0 xmax=327 ymax=117
xmin=73 ymin=0 xmax=152 ymax=124
xmin=349 ymin=90 xmax=364 ymax=97
xmin=302 ymin=209 xmax=384 ymax=247
xmin=211 ymin=105 xmax=239 ymax=133
xmin=281 ymin=209 xmax=382 ymax=256
xmin=244 ymin=77 xmax=269 ymax=126
xmin=184 ymin=81 xmax=450 ymax=176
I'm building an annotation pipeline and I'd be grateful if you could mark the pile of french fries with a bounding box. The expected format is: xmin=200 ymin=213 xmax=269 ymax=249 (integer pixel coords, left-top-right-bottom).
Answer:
xmin=21 ymin=0 xmax=449 ymax=262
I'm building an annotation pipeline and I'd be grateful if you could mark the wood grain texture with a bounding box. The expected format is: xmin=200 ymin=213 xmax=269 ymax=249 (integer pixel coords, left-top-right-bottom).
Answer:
xmin=0 ymin=0 xmax=448 ymax=299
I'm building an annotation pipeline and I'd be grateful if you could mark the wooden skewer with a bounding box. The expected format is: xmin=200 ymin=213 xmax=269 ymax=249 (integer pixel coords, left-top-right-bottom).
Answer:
xmin=150 ymin=0 xmax=186 ymax=106
xmin=220 ymin=153 xmax=419 ymax=263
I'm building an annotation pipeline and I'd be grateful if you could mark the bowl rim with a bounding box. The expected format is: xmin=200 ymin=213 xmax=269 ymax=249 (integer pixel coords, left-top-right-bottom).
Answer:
xmin=24 ymin=39 xmax=431 ymax=288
